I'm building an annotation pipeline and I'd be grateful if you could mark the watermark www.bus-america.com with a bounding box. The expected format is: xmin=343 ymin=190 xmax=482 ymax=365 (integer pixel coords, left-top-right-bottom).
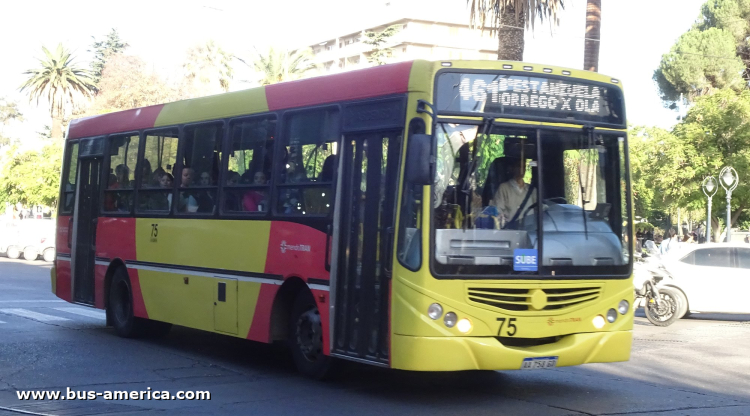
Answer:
xmin=16 ymin=387 xmax=210 ymax=401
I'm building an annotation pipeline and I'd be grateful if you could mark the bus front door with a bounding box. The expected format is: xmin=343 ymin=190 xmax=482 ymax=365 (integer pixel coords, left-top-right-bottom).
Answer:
xmin=333 ymin=131 xmax=400 ymax=365
xmin=72 ymin=157 xmax=101 ymax=305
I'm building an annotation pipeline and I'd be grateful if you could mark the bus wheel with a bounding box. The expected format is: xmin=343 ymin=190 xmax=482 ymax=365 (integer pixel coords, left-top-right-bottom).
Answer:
xmin=23 ymin=247 xmax=39 ymax=261
xmin=289 ymin=292 xmax=333 ymax=379
xmin=108 ymin=267 xmax=148 ymax=338
xmin=6 ymin=246 xmax=20 ymax=259
xmin=43 ymin=248 xmax=56 ymax=263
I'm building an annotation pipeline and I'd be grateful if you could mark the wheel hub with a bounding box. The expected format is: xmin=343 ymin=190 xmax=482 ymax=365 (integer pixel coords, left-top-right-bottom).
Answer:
xmin=295 ymin=307 xmax=323 ymax=362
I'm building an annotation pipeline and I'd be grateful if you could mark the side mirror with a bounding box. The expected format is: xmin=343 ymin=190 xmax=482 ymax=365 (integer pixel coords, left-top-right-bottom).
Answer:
xmin=405 ymin=133 xmax=432 ymax=185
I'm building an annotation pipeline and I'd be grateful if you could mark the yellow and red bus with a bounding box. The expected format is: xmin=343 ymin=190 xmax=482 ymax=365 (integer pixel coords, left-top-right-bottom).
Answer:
xmin=54 ymin=60 xmax=633 ymax=377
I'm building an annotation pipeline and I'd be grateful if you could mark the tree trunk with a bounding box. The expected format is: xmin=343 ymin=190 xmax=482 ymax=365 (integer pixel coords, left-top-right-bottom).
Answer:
xmin=583 ymin=0 xmax=601 ymax=72
xmin=497 ymin=5 xmax=525 ymax=61
xmin=51 ymin=114 xmax=64 ymax=140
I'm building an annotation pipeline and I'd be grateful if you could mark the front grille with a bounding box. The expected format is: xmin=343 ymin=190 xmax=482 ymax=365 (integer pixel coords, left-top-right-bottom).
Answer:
xmin=467 ymin=285 xmax=602 ymax=313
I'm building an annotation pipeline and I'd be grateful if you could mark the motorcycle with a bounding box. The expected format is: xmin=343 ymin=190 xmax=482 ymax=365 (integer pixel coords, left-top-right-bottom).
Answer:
xmin=633 ymin=250 xmax=681 ymax=327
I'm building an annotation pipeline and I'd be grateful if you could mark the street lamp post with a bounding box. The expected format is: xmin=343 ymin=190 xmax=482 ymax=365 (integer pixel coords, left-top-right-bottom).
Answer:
xmin=702 ymin=176 xmax=718 ymax=243
xmin=719 ymin=166 xmax=739 ymax=242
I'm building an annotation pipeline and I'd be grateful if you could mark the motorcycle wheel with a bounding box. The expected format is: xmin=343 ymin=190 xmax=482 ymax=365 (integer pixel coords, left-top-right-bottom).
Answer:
xmin=644 ymin=287 xmax=681 ymax=327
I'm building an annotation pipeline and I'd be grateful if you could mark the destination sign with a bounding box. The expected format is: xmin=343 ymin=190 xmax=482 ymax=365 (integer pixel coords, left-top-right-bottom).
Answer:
xmin=436 ymin=72 xmax=624 ymax=126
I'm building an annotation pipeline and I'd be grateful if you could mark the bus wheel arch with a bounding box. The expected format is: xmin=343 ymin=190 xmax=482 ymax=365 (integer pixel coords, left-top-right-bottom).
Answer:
xmin=269 ymin=277 xmax=309 ymax=342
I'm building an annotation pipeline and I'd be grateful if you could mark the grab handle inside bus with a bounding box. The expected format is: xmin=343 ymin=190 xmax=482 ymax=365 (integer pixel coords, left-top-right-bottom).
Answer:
xmin=405 ymin=133 xmax=432 ymax=185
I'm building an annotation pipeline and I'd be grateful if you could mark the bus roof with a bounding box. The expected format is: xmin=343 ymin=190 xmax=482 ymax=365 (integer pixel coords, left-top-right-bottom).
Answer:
xmin=67 ymin=59 xmax=622 ymax=140
xmin=68 ymin=60 xmax=415 ymax=140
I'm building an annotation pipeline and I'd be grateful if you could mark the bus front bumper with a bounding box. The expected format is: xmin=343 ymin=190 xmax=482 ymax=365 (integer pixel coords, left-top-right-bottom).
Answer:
xmin=390 ymin=330 xmax=632 ymax=371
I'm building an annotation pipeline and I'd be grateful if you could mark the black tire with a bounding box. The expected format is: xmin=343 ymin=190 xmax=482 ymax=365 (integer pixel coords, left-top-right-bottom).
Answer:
xmin=108 ymin=267 xmax=150 ymax=338
xmin=644 ymin=287 xmax=681 ymax=327
xmin=43 ymin=248 xmax=56 ymax=263
xmin=6 ymin=246 xmax=20 ymax=259
xmin=669 ymin=288 xmax=689 ymax=319
xmin=289 ymin=291 xmax=334 ymax=379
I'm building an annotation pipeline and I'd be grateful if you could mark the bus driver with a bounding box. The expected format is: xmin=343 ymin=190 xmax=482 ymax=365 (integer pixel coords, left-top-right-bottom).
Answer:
xmin=491 ymin=158 xmax=536 ymax=227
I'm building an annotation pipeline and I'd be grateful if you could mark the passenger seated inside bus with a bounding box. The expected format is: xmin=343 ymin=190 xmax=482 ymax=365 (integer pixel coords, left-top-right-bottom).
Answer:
xmin=242 ymin=171 xmax=268 ymax=211
xmin=179 ymin=167 xmax=199 ymax=213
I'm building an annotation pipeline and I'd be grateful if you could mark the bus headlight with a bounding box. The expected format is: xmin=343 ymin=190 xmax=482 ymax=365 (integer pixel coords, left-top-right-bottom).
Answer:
xmin=457 ymin=318 xmax=472 ymax=333
xmin=427 ymin=303 xmax=443 ymax=320
xmin=607 ymin=308 xmax=617 ymax=323
xmin=618 ymin=300 xmax=629 ymax=315
xmin=592 ymin=315 xmax=606 ymax=329
xmin=444 ymin=312 xmax=457 ymax=328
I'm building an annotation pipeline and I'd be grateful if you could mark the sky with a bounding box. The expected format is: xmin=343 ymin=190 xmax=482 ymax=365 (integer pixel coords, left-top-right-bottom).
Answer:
xmin=0 ymin=0 xmax=707 ymax=145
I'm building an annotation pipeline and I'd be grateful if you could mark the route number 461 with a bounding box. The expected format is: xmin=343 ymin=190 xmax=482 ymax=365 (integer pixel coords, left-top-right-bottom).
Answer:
xmin=496 ymin=317 xmax=518 ymax=336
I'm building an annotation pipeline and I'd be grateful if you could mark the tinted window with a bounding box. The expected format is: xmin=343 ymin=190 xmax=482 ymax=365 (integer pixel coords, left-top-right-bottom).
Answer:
xmin=102 ymin=134 xmax=139 ymax=213
xmin=178 ymin=123 xmax=223 ymax=215
xmin=137 ymin=129 xmax=179 ymax=213
xmin=694 ymin=248 xmax=732 ymax=268
xmin=224 ymin=117 xmax=275 ymax=213
xmin=736 ymin=248 xmax=750 ymax=270
xmin=679 ymin=251 xmax=695 ymax=265
xmin=276 ymin=109 xmax=339 ymax=216
xmin=60 ymin=141 xmax=79 ymax=214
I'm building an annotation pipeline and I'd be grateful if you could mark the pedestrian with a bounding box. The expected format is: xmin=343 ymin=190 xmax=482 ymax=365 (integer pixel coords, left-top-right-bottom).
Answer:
xmin=660 ymin=228 xmax=680 ymax=255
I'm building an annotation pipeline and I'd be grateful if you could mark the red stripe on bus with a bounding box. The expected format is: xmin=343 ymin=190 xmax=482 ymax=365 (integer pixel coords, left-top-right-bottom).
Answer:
xmin=55 ymin=261 xmax=72 ymax=302
xmin=265 ymin=61 xmax=413 ymax=111
xmin=311 ymin=288 xmax=330 ymax=355
xmin=247 ymin=283 xmax=278 ymax=343
xmin=56 ymin=216 xmax=72 ymax=256
xmin=128 ymin=269 xmax=149 ymax=319
xmin=96 ymin=218 xmax=137 ymax=261
xmin=68 ymin=105 xmax=164 ymax=140
xmin=264 ymin=222 xmax=329 ymax=281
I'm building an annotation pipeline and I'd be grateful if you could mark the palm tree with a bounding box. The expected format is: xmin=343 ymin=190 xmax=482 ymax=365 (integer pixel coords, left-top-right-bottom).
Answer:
xmin=467 ymin=0 xmax=564 ymax=61
xmin=183 ymin=40 xmax=234 ymax=96
xmin=243 ymin=47 xmax=315 ymax=86
xmin=19 ymin=44 xmax=95 ymax=140
xmin=583 ymin=0 xmax=601 ymax=72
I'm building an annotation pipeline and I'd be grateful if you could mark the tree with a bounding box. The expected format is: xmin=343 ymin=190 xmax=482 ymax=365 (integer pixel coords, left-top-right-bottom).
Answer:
xmin=243 ymin=47 xmax=314 ymax=86
xmin=654 ymin=0 xmax=748 ymax=109
xmin=182 ymin=40 xmax=234 ymax=97
xmin=583 ymin=0 xmax=601 ymax=72
xmin=467 ymin=0 xmax=564 ymax=61
xmin=89 ymin=54 xmax=177 ymax=114
xmin=0 ymin=97 xmax=23 ymax=147
xmin=19 ymin=44 xmax=95 ymax=139
xmin=89 ymin=28 xmax=129 ymax=89
xmin=363 ymin=25 xmax=401 ymax=65
xmin=0 ymin=144 xmax=62 ymax=209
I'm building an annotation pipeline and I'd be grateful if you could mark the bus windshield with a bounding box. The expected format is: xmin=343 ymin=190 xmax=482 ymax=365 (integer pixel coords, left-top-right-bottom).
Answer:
xmin=432 ymin=122 xmax=630 ymax=277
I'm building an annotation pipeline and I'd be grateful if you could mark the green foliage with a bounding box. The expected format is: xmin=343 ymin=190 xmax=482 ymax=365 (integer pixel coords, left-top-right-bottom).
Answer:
xmin=89 ymin=28 xmax=129 ymax=88
xmin=653 ymin=27 xmax=745 ymax=104
xmin=246 ymin=47 xmax=314 ymax=86
xmin=0 ymin=144 xmax=62 ymax=209
xmin=183 ymin=40 xmax=234 ymax=96
xmin=654 ymin=0 xmax=749 ymax=108
xmin=363 ymin=25 xmax=401 ymax=65
xmin=19 ymin=44 xmax=96 ymax=139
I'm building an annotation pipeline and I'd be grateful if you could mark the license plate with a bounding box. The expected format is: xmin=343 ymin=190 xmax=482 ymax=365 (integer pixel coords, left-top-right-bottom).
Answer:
xmin=521 ymin=356 xmax=558 ymax=370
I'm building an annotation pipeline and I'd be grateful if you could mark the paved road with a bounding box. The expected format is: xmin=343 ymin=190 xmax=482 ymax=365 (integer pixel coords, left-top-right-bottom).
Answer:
xmin=0 ymin=256 xmax=749 ymax=415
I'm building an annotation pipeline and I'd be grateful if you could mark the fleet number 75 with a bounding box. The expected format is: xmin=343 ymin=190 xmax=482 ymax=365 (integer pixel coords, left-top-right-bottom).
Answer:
xmin=496 ymin=317 xmax=518 ymax=336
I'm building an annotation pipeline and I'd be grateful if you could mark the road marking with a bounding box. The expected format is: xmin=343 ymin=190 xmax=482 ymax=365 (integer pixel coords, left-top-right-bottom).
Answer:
xmin=0 ymin=308 xmax=70 ymax=322
xmin=53 ymin=307 xmax=106 ymax=319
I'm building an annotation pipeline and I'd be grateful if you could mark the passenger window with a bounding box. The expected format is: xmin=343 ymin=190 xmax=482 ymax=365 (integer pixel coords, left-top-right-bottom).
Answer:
xmin=276 ymin=110 xmax=339 ymax=215
xmin=137 ymin=129 xmax=179 ymax=213
xmin=60 ymin=141 xmax=79 ymax=214
xmin=679 ymin=251 xmax=695 ymax=265
xmin=694 ymin=248 xmax=732 ymax=268
xmin=102 ymin=134 xmax=139 ymax=213
xmin=224 ymin=117 xmax=275 ymax=213
xmin=178 ymin=123 xmax=223 ymax=215
xmin=736 ymin=248 xmax=750 ymax=270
